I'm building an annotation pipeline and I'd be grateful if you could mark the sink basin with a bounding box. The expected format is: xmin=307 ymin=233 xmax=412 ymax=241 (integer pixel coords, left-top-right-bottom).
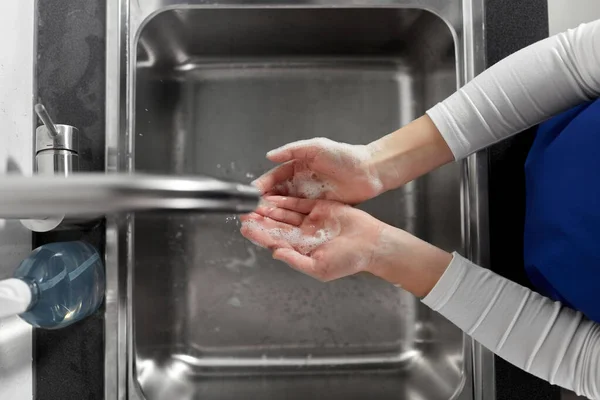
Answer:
xmin=104 ymin=1 xmax=493 ymax=400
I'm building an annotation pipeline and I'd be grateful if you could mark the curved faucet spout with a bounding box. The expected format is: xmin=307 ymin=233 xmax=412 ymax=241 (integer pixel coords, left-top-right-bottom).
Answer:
xmin=0 ymin=173 xmax=259 ymax=218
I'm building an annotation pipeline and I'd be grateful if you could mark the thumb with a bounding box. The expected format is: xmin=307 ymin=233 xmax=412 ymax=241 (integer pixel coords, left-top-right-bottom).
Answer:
xmin=266 ymin=138 xmax=330 ymax=163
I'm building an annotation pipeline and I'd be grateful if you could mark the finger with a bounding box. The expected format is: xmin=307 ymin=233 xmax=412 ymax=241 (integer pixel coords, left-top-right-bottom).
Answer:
xmin=264 ymin=195 xmax=318 ymax=214
xmin=251 ymin=161 xmax=296 ymax=194
xmin=240 ymin=215 xmax=292 ymax=250
xmin=239 ymin=211 xmax=257 ymax=222
xmin=240 ymin=212 xmax=288 ymax=230
xmin=241 ymin=226 xmax=279 ymax=249
xmin=266 ymin=138 xmax=329 ymax=163
xmin=239 ymin=212 xmax=260 ymax=223
xmin=255 ymin=205 xmax=304 ymax=226
xmin=273 ymin=248 xmax=317 ymax=275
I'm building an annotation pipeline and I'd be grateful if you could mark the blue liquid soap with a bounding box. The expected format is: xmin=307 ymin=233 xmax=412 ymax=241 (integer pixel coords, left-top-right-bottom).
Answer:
xmin=0 ymin=241 xmax=105 ymax=329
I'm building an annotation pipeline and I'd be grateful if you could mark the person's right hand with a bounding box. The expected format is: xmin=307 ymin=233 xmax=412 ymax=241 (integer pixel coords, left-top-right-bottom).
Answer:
xmin=252 ymin=138 xmax=384 ymax=205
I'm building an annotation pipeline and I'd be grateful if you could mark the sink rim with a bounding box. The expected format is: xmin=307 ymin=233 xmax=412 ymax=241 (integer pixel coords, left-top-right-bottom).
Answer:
xmin=104 ymin=1 xmax=492 ymax=399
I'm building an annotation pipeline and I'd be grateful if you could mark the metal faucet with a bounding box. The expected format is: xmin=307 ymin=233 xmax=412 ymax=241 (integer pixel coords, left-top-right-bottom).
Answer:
xmin=6 ymin=174 xmax=259 ymax=218
xmin=12 ymin=104 xmax=258 ymax=230
xmin=33 ymin=104 xmax=80 ymax=177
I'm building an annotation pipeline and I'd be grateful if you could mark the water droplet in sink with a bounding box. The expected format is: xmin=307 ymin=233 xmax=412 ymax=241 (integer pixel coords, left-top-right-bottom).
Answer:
xmin=224 ymin=247 xmax=257 ymax=271
xmin=227 ymin=297 xmax=241 ymax=307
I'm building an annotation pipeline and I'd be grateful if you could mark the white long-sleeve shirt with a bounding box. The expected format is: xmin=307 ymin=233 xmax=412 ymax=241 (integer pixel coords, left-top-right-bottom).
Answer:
xmin=424 ymin=19 xmax=600 ymax=399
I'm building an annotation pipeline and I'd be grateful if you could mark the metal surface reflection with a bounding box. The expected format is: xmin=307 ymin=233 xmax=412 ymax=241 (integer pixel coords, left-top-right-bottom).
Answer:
xmin=104 ymin=1 xmax=493 ymax=399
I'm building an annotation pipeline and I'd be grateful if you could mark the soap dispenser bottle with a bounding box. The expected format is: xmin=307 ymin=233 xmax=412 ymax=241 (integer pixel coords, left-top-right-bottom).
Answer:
xmin=0 ymin=241 xmax=104 ymax=329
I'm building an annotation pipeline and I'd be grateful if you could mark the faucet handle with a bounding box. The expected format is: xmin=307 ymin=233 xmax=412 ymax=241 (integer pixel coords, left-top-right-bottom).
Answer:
xmin=34 ymin=103 xmax=59 ymax=138
xmin=33 ymin=103 xmax=79 ymax=155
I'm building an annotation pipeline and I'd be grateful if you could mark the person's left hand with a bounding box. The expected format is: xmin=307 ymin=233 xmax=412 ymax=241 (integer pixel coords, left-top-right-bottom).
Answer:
xmin=240 ymin=196 xmax=382 ymax=281
xmin=240 ymin=196 xmax=451 ymax=295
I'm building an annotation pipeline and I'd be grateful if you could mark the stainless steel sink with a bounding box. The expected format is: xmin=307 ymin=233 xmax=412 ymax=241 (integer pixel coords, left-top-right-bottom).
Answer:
xmin=105 ymin=1 xmax=493 ymax=399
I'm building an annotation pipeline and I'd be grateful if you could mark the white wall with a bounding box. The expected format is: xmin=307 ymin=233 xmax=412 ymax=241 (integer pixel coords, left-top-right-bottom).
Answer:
xmin=548 ymin=0 xmax=600 ymax=34
xmin=0 ymin=1 xmax=35 ymax=399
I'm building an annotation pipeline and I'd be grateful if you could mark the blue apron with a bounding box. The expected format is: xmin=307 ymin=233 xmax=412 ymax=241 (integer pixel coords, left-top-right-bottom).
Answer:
xmin=524 ymin=98 xmax=600 ymax=323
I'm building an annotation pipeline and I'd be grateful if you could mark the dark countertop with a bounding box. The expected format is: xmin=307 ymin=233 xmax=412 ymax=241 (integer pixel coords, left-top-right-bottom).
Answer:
xmin=33 ymin=0 xmax=555 ymax=399
xmin=485 ymin=1 xmax=559 ymax=399
xmin=34 ymin=1 xmax=106 ymax=399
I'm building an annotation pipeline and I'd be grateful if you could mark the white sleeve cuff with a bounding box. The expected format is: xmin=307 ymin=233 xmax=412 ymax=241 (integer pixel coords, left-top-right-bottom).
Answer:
xmin=421 ymin=251 xmax=465 ymax=309
xmin=426 ymin=106 xmax=470 ymax=161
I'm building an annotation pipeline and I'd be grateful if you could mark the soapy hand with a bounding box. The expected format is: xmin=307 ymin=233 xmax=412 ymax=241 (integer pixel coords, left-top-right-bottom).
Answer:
xmin=241 ymin=195 xmax=452 ymax=294
xmin=240 ymin=196 xmax=384 ymax=281
xmin=253 ymin=138 xmax=384 ymax=205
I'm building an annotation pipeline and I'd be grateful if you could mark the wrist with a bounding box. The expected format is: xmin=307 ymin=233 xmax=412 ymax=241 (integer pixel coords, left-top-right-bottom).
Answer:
xmin=367 ymin=225 xmax=452 ymax=298
xmin=367 ymin=115 xmax=454 ymax=191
